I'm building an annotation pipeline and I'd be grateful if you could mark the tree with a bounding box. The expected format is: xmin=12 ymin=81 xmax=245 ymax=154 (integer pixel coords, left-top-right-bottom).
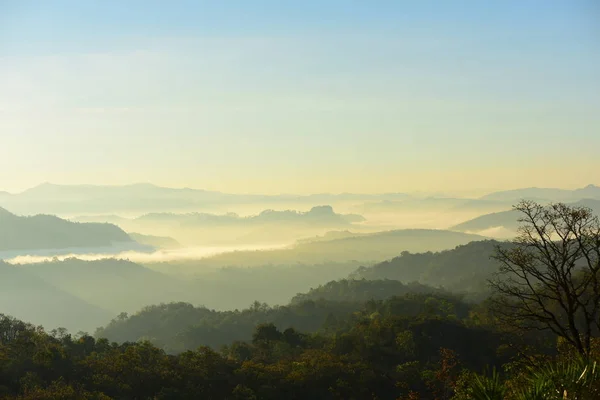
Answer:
xmin=490 ymin=200 xmax=600 ymax=357
xmin=252 ymin=323 xmax=282 ymax=344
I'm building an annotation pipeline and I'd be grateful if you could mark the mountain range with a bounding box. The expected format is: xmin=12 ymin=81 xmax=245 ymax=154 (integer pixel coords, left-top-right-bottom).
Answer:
xmin=74 ymin=205 xmax=368 ymax=247
xmin=2 ymin=182 xmax=598 ymax=216
xmin=134 ymin=205 xmax=364 ymax=226
xmin=0 ymin=183 xmax=409 ymax=215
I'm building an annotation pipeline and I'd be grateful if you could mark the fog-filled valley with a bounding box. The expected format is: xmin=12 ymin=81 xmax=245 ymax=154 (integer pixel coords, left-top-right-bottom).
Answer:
xmin=2 ymin=183 xmax=600 ymax=336
xmin=3 ymin=185 xmax=600 ymax=397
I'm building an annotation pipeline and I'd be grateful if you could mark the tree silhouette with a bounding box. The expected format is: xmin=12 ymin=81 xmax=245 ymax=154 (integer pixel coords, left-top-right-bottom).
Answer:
xmin=490 ymin=200 xmax=600 ymax=357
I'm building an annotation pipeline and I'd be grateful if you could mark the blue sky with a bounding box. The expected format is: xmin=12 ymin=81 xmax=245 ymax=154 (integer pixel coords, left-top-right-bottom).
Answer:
xmin=1 ymin=1 xmax=599 ymax=194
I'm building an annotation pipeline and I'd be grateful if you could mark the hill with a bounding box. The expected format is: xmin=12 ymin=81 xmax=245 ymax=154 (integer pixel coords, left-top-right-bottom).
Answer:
xmin=0 ymin=207 xmax=144 ymax=254
xmin=290 ymin=279 xmax=442 ymax=304
xmin=20 ymin=258 xmax=191 ymax=315
xmin=0 ymin=261 xmax=112 ymax=332
xmin=290 ymin=229 xmax=487 ymax=262
xmin=182 ymin=229 xmax=488 ymax=267
xmin=95 ymin=284 xmax=465 ymax=354
xmin=450 ymin=210 xmax=521 ymax=234
xmin=450 ymin=199 xmax=600 ymax=235
xmin=352 ymin=240 xmax=504 ymax=293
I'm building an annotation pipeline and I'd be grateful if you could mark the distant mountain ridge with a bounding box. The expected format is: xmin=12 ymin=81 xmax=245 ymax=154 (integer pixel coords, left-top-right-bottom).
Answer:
xmin=0 ymin=207 xmax=145 ymax=254
xmin=135 ymin=205 xmax=364 ymax=226
xmin=2 ymin=182 xmax=597 ymax=216
xmin=480 ymin=184 xmax=600 ymax=202
xmin=0 ymin=183 xmax=409 ymax=215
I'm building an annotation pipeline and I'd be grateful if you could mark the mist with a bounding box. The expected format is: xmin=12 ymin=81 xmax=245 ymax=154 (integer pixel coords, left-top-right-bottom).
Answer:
xmin=3 ymin=243 xmax=288 ymax=265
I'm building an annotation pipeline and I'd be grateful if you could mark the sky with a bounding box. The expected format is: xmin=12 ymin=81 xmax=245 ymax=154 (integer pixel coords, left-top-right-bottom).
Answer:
xmin=1 ymin=1 xmax=599 ymax=195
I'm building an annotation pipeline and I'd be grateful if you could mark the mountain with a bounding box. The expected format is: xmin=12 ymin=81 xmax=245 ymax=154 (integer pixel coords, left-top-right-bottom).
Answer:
xmin=0 ymin=183 xmax=409 ymax=215
xmin=0 ymin=261 xmax=112 ymax=332
xmin=450 ymin=199 xmax=600 ymax=235
xmin=352 ymin=240 xmax=504 ymax=293
xmin=480 ymin=184 xmax=600 ymax=202
xmin=0 ymin=207 xmax=146 ymax=254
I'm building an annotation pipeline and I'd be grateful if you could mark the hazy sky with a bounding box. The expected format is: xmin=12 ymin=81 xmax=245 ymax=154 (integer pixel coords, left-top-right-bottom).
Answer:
xmin=1 ymin=1 xmax=599 ymax=195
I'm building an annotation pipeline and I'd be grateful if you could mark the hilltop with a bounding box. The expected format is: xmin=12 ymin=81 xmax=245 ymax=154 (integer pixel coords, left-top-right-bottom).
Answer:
xmin=0 ymin=207 xmax=145 ymax=254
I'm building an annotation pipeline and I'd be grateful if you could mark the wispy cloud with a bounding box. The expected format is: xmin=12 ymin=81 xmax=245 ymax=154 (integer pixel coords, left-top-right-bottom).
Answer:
xmin=4 ymin=244 xmax=287 ymax=265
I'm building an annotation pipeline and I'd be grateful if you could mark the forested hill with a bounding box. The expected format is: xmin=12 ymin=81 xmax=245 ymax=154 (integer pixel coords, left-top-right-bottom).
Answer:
xmin=451 ymin=198 xmax=600 ymax=234
xmin=290 ymin=279 xmax=443 ymax=304
xmin=352 ymin=240 xmax=505 ymax=293
xmin=0 ymin=207 xmax=137 ymax=252
xmin=0 ymin=261 xmax=112 ymax=332
xmin=94 ymin=286 xmax=470 ymax=354
xmin=0 ymin=292 xmax=514 ymax=399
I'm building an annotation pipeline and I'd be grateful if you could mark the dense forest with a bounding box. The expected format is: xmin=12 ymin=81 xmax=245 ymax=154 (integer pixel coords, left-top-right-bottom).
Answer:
xmin=1 ymin=291 xmax=597 ymax=399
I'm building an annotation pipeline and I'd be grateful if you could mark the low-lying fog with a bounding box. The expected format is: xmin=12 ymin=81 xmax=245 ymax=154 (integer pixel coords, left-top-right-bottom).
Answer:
xmin=2 ymin=243 xmax=289 ymax=265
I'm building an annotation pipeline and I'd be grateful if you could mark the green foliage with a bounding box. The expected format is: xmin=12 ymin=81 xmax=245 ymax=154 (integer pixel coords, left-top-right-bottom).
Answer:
xmin=290 ymin=278 xmax=441 ymax=304
xmin=95 ymin=290 xmax=473 ymax=354
xmin=470 ymin=369 xmax=506 ymax=400
xmin=516 ymin=357 xmax=600 ymax=400
xmin=0 ymin=290 xmax=514 ymax=399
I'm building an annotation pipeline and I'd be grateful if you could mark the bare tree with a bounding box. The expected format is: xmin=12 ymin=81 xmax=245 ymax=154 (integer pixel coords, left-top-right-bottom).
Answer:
xmin=490 ymin=200 xmax=600 ymax=357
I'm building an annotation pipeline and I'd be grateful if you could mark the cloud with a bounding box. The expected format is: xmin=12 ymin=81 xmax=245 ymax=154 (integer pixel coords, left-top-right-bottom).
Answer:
xmin=3 ymin=244 xmax=287 ymax=265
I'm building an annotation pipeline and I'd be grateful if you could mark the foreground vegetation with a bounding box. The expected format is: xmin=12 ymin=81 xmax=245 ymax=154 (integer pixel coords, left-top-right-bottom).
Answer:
xmin=1 ymin=296 xmax=597 ymax=399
